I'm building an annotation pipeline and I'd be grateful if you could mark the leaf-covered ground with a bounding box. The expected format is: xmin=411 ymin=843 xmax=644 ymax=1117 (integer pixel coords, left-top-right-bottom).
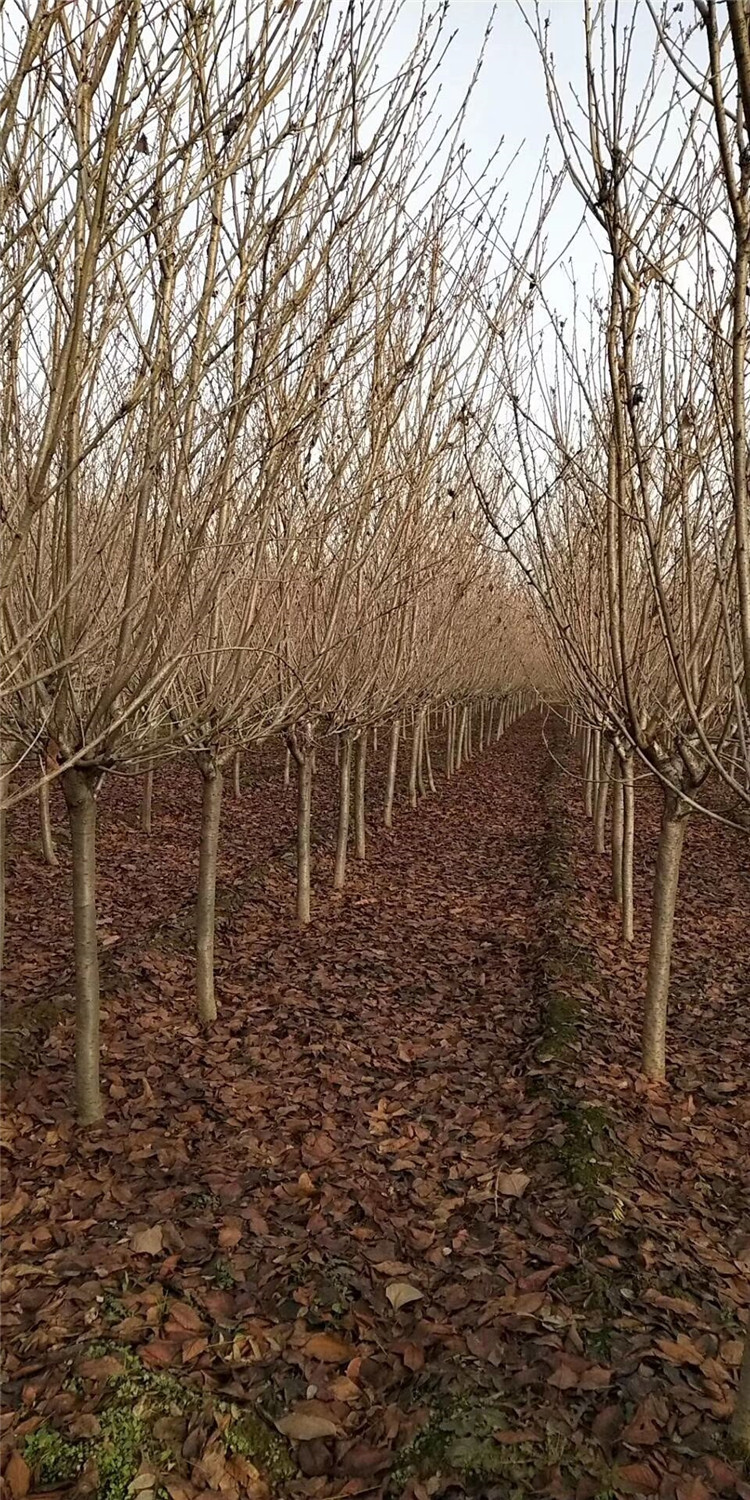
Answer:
xmin=2 ymin=715 xmax=749 ymax=1500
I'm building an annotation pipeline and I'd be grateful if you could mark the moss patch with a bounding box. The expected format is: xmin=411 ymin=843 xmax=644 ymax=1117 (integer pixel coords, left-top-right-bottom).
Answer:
xmin=227 ymin=1411 xmax=294 ymax=1484
xmin=558 ymin=1102 xmax=613 ymax=1191
xmin=23 ymin=1343 xmax=291 ymax=1499
xmin=387 ymin=1391 xmax=614 ymax=1498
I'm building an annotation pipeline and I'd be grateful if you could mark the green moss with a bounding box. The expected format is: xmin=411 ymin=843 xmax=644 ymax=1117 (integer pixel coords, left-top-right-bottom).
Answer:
xmin=24 ymin=1424 xmax=86 ymax=1484
xmin=227 ymin=1412 xmax=295 ymax=1482
xmin=388 ymin=1393 xmax=524 ymax=1494
xmin=25 ymin=1345 xmax=296 ymax=1499
xmin=537 ymin=992 xmax=580 ymax=1059
xmin=558 ymin=1102 xmax=612 ymax=1191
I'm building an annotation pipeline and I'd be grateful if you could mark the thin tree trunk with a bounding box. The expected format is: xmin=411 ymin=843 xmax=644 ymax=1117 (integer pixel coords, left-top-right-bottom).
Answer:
xmin=730 ymin=1330 xmax=750 ymax=1456
xmin=333 ymin=735 xmax=352 ymax=891
xmin=622 ymin=753 xmax=635 ymax=944
xmin=196 ymin=759 xmax=222 ymax=1024
xmin=583 ymin=726 xmax=594 ymax=818
xmin=334 ymin=736 xmax=340 ymax=768
xmin=409 ymin=712 xmax=421 ymax=808
xmin=373 ymin=724 xmax=378 ymax=754
xmin=416 ymin=709 xmax=427 ymax=798
xmin=456 ymin=707 xmax=467 ymax=769
xmin=38 ymin=757 xmax=58 ymax=867
xmin=0 ymin=748 xmax=11 ymax=978
xmin=284 ymin=746 xmax=291 ymax=787
xmin=479 ymin=700 xmax=485 ymax=752
xmin=62 ymin=768 xmax=102 ymax=1125
xmin=424 ymin=720 xmax=436 ymax=793
xmin=140 ymin=767 xmax=153 ymax=834
xmin=232 ymin=750 xmax=241 ymax=798
xmin=297 ymin=751 xmax=312 ymax=925
xmin=384 ymin=718 xmax=399 ymax=827
xmin=486 ymin=702 xmax=494 ymax=744
xmin=354 ymin=729 xmax=367 ymax=858
xmin=446 ymin=708 xmax=454 ymax=778
xmin=642 ymin=788 xmax=688 ymax=1081
xmin=594 ymin=741 xmax=613 ymax=855
xmin=611 ymin=756 xmax=624 ymax=907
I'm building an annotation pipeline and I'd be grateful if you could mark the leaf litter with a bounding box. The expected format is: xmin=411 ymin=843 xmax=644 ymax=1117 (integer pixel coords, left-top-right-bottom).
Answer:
xmin=1 ymin=715 xmax=749 ymax=1499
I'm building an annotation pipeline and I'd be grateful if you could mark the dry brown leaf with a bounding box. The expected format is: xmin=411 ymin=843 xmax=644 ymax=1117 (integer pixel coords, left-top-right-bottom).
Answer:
xmin=77 ymin=1355 xmax=127 ymax=1380
xmin=303 ymin=1331 xmax=354 ymax=1364
xmin=5 ymin=1451 xmax=30 ymax=1500
xmin=386 ymin=1281 xmax=423 ymax=1311
xmin=495 ymin=1170 xmax=530 ymax=1198
xmin=276 ymin=1409 xmax=340 ymax=1441
xmin=130 ymin=1224 xmax=164 ymax=1256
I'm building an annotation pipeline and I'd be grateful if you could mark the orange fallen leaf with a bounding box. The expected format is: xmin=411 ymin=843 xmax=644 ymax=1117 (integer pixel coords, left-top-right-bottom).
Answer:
xmin=303 ymin=1332 xmax=354 ymax=1364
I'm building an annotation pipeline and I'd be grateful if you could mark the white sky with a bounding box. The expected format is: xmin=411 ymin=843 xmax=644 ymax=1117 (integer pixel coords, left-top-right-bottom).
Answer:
xmin=382 ymin=0 xmax=663 ymax=315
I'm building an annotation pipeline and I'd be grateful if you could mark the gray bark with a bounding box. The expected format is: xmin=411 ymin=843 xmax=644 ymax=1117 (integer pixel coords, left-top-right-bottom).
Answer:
xmin=642 ymin=788 xmax=688 ymax=1080
xmin=62 ymin=767 xmax=103 ymax=1124
xmin=334 ymin=735 xmax=352 ymax=890
xmin=384 ymin=718 xmax=399 ymax=827
xmin=196 ymin=759 xmax=222 ymax=1024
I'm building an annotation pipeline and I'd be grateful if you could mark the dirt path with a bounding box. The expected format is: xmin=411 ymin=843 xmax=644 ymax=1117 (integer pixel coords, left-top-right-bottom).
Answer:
xmin=2 ymin=717 xmax=748 ymax=1500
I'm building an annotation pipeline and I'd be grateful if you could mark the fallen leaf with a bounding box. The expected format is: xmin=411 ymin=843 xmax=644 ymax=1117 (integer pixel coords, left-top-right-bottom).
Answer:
xmin=130 ymin=1224 xmax=164 ymax=1256
xmin=276 ymin=1409 xmax=340 ymax=1441
xmin=386 ymin=1281 xmax=423 ymax=1311
xmin=495 ymin=1170 xmax=531 ymax=1198
xmin=303 ymin=1332 xmax=354 ymax=1364
xmin=5 ymin=1451 xmax=30 ymax=1500
xmin=77 ymin=1355 xmax=127 ymax=1380
xmin=614 ymin=1461 xmax=660 ymax=1494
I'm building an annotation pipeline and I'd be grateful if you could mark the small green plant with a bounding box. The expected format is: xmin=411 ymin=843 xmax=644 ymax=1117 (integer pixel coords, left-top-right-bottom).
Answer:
xmin=24 ymin=1424 xmax=86 ymax=1484
xmin=210 ymin=1256 xmax=236 ymax=1289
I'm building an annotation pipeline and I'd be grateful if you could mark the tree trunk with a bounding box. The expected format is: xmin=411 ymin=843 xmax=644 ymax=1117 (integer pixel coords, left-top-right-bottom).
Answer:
xmin=730 ymin=1330 xmax=750 ymax=1457
xmin=333 ymin=735 xmax=352 ymax=891
xmin=594 ymin=741 xmax=613 ymax=854
xmin=424 ymin=719 xmax=436 ymax=793
xmin=354 ymin=729 xmax=367 ymax=858
xmin=296 ymin=751 xmax=312 ymax=925
xmin=384 ymin=718 xmax=399 ymax=827
xmin=479 ymin=700 xmax=485 ymax=752
xmin=416 ymin=709 xmax=427 ymax=797
xmin=611 ymin=757 xmax=624 ymax=906
xmin=622 ymin=753 xmax=635 ymax=944
xmin=642 ymin=787 xmax=688 ymax=1081
xmin=409 ymin=713 xmax=421 ymax=808
xmin=486 ymin=702 xmax=494 ymax=744
xmin=140 ymin=767 xmax=153 ymax=834
xmin=284 ymin=746 xmax=291 ymax=787
xmin=196 ymin=759 xmax=222 ymax=1024
xmin=39 ymin=757 xmax=58 ymax=867
xmin=582 ymin=726 xmax=593 ymax=816
xmin=456 ymin=707 xmax=467 ymax=769
xmin=446 ymin=708 xmax=454 ymax=778
xmin=62 ymin=768 xmax=103 ymax=1125
xmin=232 ymin=750 xmax=241 ymax=799
xmin=0 ymin=748 xmax=11 ymax=977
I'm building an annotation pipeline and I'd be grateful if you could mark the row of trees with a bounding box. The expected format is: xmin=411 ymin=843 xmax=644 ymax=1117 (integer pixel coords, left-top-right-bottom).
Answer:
xmin=464 ymin=0 xmax=750 ymax=1078
xmin=0 ymin=0 xmax=539 ymax=1124
xmin=469 ymin=0 xmax=750 ymax=1451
